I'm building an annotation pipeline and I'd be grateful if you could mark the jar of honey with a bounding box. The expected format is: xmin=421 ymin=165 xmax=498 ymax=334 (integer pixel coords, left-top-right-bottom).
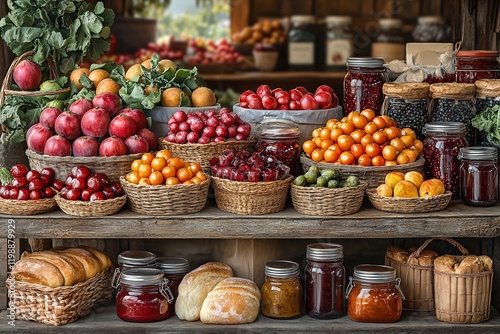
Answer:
xmin=346 ymin=264 xmax=403 ymax=323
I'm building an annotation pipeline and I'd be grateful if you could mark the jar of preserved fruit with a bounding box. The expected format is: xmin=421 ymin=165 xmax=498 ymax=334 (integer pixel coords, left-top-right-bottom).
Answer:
xmin=305 ymin=243 xmax=345 ymax=319
xmin=458 ymin=147 xmax=498 ymax=206
xmin=346 ymin=264 xmax=403 ymax=323
xmin=156 ymin=257 xmax=190 ymax=300
xmin=412 ymin=16 xmax=447 ymax=42
xmin=344 ymin=57 xmax=388 ymax=115
xmin=371 ymin=19 xmax=405 ymax=63
xmin=256 ymin=119 xmax=301 ymax=176
xmin=261 ymin=260 xmax=302 ymax=319
xmin=423 ymin=122 xmax=468 ymax=197
xmin=456 ymin=50 xmax=500 ymax=83
xmin=113 ymin=250 xmax=157 ymax=288
xmin=382 ymin=82 xmax=430 ymax=139
xmin=325 ymin=16 xmax=353 ymax=71
xmin=116 ymin=268 xmax=174 ymax=322
xmin=288 ymin=15 xmax=317 ymax=71
xmin=429 ymin=83 xmax=476 ymax=144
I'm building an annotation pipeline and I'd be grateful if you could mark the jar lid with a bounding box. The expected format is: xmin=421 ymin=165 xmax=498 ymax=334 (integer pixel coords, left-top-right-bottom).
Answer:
xmin=353 ymin=264 xmax=396 ymax=283
xmin=347 ymin=57 xmax=385 ymax=68
xmin=306 ymin=243 xmax=343 ymax=261
xmin=429 ymin=82 xmax=475 ymax=99
xmin=120 ymin=268 xmax=165 ymax=285
xmin=118 ymin=250 xmax=156 ymax=266
xmin=417 ymin=16 xmax=444 ymax=24
xmin=325 ymin=16 xmax=352 ymax=25
xmin=257 ymin=119 xmax=300 ymax=139
xmin=265 ymin=260 xmax=300 ymax=278
xmin=379 ymin=18 xmax=402 ymax=28
xmin=156 ymin=257 xmax=190 ymax=274
xmin=475 ymin=79 xmax=500 ymax=98
xmin=423 ymin=122 xmax=467 ymax=134
xmin=383 ymin=82 xmax=430 ymax=99
xmin=456 ymin=50 xmax=499 ymax=58
xmin=291 ymin=15 xmax=315 ymax=24
xmin=459 ymin=146 xmax=498 ymax=160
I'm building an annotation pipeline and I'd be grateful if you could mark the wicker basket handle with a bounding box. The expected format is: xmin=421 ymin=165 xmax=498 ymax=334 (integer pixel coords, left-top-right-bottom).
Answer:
xmin=407 ymin=237 xmax=469 ymax=264
xmin=0 ymin=50 xmax=35 ymax=107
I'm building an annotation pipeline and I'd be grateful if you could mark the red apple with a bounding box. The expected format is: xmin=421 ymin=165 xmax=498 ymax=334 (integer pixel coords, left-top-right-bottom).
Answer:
xmin=99 ymin=136 xmax=127 ymax=156
xmin=13 ymin=60 xmax=42 ymax=91
xmin=39 ymin=107 xmax=62 ymax=130
xmin=314 ymin=91 xmax=332 ymax=109
xmin=81 ymin=107 xmax=110 ymax=138
xmin=43 ymin=135 xmax=72 ymax=156
xmin=300 ymin=94 xmax=318 ymax=110
xmin=289 ymin=89 xmax=303 ymax=101
xmin=92 ymin=92 xmax=122 ymax=116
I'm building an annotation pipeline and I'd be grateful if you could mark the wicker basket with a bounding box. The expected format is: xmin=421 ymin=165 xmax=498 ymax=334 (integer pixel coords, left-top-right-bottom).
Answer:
xmin=26 ymin=149 xmax=143 ymax=182
xmin=290 ymin=182 xmax=367 ymax=216
xmin=119 ymin=176 xmax=210 ymax=215
xmin=300 ymin=153 xmax=425 ymax=188
xmin=55 ymin=195 xmax=127 ymax=217
xmin=158 ymin=138 xmax=256 ymax=172
xmin=211 ymin=176 xmax=293 ymax=215
xmin=366 ymin=188 xmax=452 ymax=213
xmin=6 ymin=267 xmax=113 ymax=326
xmin=385 ymin=238 xmax=469 ymax=311
xmin=0 ymin=197 xmax=58 ymax=215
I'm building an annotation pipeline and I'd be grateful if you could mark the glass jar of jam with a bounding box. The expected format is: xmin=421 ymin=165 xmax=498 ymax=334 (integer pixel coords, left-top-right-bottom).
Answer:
xmin=458 ymin=147 xmax=498 ymax=206
xmin=256 ymin=119 xmax=301 ymax=176
xmin=423 ymin=122 xmax=468 ymax=197
xmin=346 ymin=264 xmax=403 ymax=323
xmin=344 ymin=57 xmax=388 ymax=115
xmin=325 ymin=16 xmax=353 ymax=71
xmin=261 ymin=260 xmax=302 ymax=319
xmin=113 ymin=250 xmax=157 ymax=288
xmin=305 ymin=243 xmax=345 ymax=319
xmin=288 ymin=15 xmax=317 ymax=71
xmin=116 ymin=268 xmax=174 ymax=322
xmin=456 ymin=50 xmax=500 ymax=83
xmin=156 ymin=257 xmax=190 ymax=300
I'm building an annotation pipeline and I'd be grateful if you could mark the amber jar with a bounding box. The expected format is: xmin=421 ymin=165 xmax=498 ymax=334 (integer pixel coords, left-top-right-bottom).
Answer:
xmin=459 ymin=147 xmax=498 ymax=207
xmin=346 ymin=264 xmax=403 ymax=323
xmin=261 ymin=260 xmax=303 ymax=319
xmin=305 ymin=243 xmax=345 ymax=319
xmin=456 ymin=50 xmax=500 ymax=83
xmin=156 ymin=257 xmax=190 ymax=300
xmin=116 ymin=268 xmax=174 ymax=322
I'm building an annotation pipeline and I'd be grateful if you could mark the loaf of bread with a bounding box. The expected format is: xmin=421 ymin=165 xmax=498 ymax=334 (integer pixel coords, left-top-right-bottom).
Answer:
xmin=386 ymin=246 xmax=409 ymax=263
xmin=434 ymin=254 xmax=493 ymax=273
xmin=387 ymin=245 xmax=438 ymax=266
xmin=200 ymin=277 xmax=261 ymax=325
xmin=175 ymin=262 xmax=234 ymax=321
xmin=11 ymin=246 xmax=112 ymax=287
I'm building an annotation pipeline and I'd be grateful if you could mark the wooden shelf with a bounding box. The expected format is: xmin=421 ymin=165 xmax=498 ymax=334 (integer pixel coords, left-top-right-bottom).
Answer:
xmin=201 ymin=71 xmax=346 ymax=81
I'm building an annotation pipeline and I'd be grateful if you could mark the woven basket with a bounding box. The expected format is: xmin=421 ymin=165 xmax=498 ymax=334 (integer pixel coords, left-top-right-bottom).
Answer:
xmin=158 ymin=138 xmax=256 ymax=173
xmin=6 ymin=267 xmax=113 ymax=326
xmin=0 ymin=197 xmax=58 ymax=215
xmin=119 ymin=176 xmax=210 ymax=215
xmin=290 ymin=182 xmax=367 ymax=216
xmin=54 ymin=195 xmax=127 ymax=217
xmin=26 ymin=149 xmax=143 ymax=182
xmin=211 ymin=176 xmax=293 ymax=215
xmin=385 ymin=238 xmax=469 ymax=311
xmin=366 ymin=188 xmax=452 ymax=213
xmin=300 ymin=154 xmax=425 ymax=188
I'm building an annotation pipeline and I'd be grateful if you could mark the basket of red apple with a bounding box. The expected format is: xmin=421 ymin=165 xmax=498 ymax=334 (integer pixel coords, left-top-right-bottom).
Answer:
xmin=0 ymin=164 xmax=60 ymax=215
xmin=25 ymin=93 xmax=158 ymax=182
xmin=54 ymin=166 xmax=127 ymax=217
xmin=158 ymin=108 xmax=256 ymax=172
xmin=210 ymin=149 xmax=293 ymax=215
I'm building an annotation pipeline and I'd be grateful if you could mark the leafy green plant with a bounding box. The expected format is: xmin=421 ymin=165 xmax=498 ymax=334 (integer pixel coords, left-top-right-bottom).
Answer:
xmin=471 ymin=105 xmax=500 ymax=145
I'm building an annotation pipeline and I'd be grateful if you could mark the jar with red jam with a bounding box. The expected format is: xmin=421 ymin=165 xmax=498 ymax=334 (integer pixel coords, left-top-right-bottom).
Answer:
xmin=459 ymin=147 xmax=498 ymax=206
xmin=156 ymin=257 xmax=190 ymax=300
xmin=113 ymin=250 xmax=157 ymax=288
xmin=256 ymin=119 xmax=301 ymax=176
xmin=423 ymin=122 xmax=468 ymax=197
xmin=456 ymin=50 xmax=500 ymax=83
xmin=116 ymin=268 xmax=174 ymax=322
xmin=305 ymin=243 xmax=345 ymax=319
xmin=344 ymin=57 xmax=388 ymax=115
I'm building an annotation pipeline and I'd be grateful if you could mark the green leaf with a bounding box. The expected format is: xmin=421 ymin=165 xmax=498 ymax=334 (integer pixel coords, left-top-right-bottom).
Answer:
xmin=60 ymin=57 xmax=76 ymax=76
xmin=94 ymin=1 xmax=105 ymax=15
xmin=100 ymin=9 xmax=115 ymax=27
xmin=6 ymin=129 xmax=26 ymax=145
xmin=180 ymin=93 xmax=191 ymax=107
xmin=79 ymin=73 xmax=93 ymax=89
xmin=89 ymin=38 xmax=110 ymax=60
xmin=173 ymin=69 xmax=192 ymax=84
xmin=141 ymin=92 xmax=161 ymax=110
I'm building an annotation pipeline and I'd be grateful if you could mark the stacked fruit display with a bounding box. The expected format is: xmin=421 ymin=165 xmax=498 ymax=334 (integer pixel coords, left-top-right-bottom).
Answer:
xmin=0 ymin=164 xmax=60 ymax=200
xmin=231 ymin=19 xmax=286 ymax=45
xmin=186 ymin=38 xmax=243 ymax=66
xmin=59 ymin=166 xmax=124 ymax=201
xmin=302 ymin=110 xmax=423 ymax=166
xmin=239 ymin=84 xmax=339 ymax=110
xmin=377 ymin=171 xmax=446 ymax=198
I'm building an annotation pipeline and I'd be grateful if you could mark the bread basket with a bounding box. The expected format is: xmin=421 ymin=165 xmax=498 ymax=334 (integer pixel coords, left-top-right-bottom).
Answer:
xmin=365 ymin=188 xmax=452 ymax=213
xmin=54 ymin=194 xmax=127 ymax=217
xmin=0 ymin=197 xmax=58 ymax=215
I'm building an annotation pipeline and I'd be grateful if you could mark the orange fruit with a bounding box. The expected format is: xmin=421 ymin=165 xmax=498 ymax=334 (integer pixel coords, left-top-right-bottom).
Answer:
xmin=314 ymin=137 xmax=323 ymax=148
xmin=402 ymin=148 xmax=418 ymax=163
xmin=381 ymin=115 xmax=395 ymax=127
xmin=151 ymin=157 xmax=167 ymax=171
xmin=372 ymin=116 xmax=386 ymax=129
xmin=141 ymin=152 xmax=155 ymax=165
xmin=400 ymin=135 xmax=414 ymax=148
xmin=126 ymin=171 xmax=140 ymax=184
xmin=384 ymin=126 xmax=401 ymax=140
xmin=131 ymin=159 xmax=142 ymax=172
xmin=88 ymin=69 xmax=110 ymax=87
xmin=176 ymin=167 xmax=193 ymax=182
xmin=382 ymin=145 xmax=398 ymax=161
xmin=138 ymin=178 xmax=151 ymax=186
xmin=138 ymin=163 xmax=152 ymax=178
xmin=337 ymin=134 xmax=354 ymax=151
xmin=396 ymin=152 xmax=409 ymax=165
xmin=339 ymin=151 xmax=355 ymax=165
xmin=413 ymin=139 xmax=423 ymax=153
xmin=320 ymin=128 xmax=331 ymax=141
xmin=360 ymin=109 xmax=375 ymax=121
xmin=325 ymin=119 xmax=338 ymax=130
xmin=196 ymin=170 xmax=207 ymax=181
xmin=385 ymin=160 xmax=398 ymax=166
xmin=158 ymin=59 xmax=177 ymax=72
xmin=372 ymin=130 xmax=387 ymax=145
xmin=145 ymin=85 xmax=159 ymax=95
xmin=149 ymin=171 xmax=164 ymax=185
xmin=96 ymin=78 xmax=120 ymax=95
xmin=401 ymin=127 xmax=417 ymax=141
xmin=339 ymin=121 xmax=355 ymax=135
xmin=350 ymin=143 xmax=365 ymax=158
xmin=156 ymin=149 xmax=172 ymax=160
xmin=364 ymin=122 xmax=379 ymax=135
xmin=365 ymin=143 xmax=381 ymax=158
xmin=191 ymin=176 xmax=202 ymax=184
xmin=320 ymin=139 xmax=333 ymax=150
xmin=70 ymin=68 xmax=90 ymax=90
xmin=351 ymin=114 xmax=368 ymax=129
xmin=311 ymin=148 xmax=325 ymax=162
xmin=330 ymin=128 xmax=344 ymax=142
xmin=371 ymin=155 xmax=386 ymax=166
xmin=350 ymin=129 xmax=365 ymax=143
xmin=165 ymin=177 xmax=180 ymax=185
xmin=187 ymin=162 xmax=202 ymax=175
xmin=312 ymin=128 xmax=322 ymax=138
xmin=357 ymin=154 xmax=372 ymax=166
xmin=125 ymin=64 xmax=143 ymax=81
xmin=390 ymin=138 xmax=405 ymax=152
xmin=347 ymin=111 xmax=360 ymax=122
xmin=302 ymin=140 xmax=317 ymax=156
xmin=141 ymin=58 xmax=153 ymax=70
xmin=360 ymin=134 xmax=374 ymax=147
xmin=161 ymin=165 xmax=177 ymax=179
xmin=183 ymin=180 xmax=194 ymax=185
xmin=324 ymin=148 xmax=340 ymax=163
xmin=168 ymin=157 xmax=185 ymax=170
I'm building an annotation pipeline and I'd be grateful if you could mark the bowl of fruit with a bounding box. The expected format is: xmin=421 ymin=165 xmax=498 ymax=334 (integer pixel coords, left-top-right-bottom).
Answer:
xmin=0 ymin=164 xmax=60 ymax=215
xmin=54 ymin=166 xmax=127 ymax=217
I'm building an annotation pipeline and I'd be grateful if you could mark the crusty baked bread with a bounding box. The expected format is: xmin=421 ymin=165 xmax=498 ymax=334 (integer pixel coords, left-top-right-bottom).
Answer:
xmin=22 ymin=251 xmax=79 ymax=286
xmin=387 ymin=245 xmax=437 ymax=266
xmin=434 ymin=254 xmax=459 ymax=273
xmin=80 ymin=246 xmax=113 ymax=269
xmin=386 ymin=246 xmax=409 ymax=263
xmin=417 ymin=249 xmax=438 ymax=267
xmin=54 ymin=248 xmax=102 ymax=280
xmin=435 ymin=254 xmax=493 ymax=273
xmin=11 ymin=257 xmax=64 ymax=288
xmin=46 ymin=251 xmax=86 ymax=284
xmin=200 ymin=277 xmax=261 ymax=325
xmin=175 ymin=262 xmax=234 ymax=321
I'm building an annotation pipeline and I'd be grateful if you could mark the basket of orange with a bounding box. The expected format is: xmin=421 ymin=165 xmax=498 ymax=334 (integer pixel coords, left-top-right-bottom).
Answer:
xmin=300 ymin=110 xmax=425 ymax=188
xmin=119 ymin=150 xmax=210 ymax=215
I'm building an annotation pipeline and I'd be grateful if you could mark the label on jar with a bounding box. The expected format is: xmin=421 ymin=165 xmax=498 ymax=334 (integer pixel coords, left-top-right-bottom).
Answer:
xmin=326 ymin=39 xmax=352 ymax=66
xmin=288 ymin=42 xmax=315 ymax=65
xmin=371 ymin=42 xmax=405 ymax=63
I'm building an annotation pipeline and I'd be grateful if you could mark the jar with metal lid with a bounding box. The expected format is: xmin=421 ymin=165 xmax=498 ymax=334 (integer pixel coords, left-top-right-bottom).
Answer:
xmin=346 ymin=264 xmax=403 ymax=323
xmin=288 ymin=15 xmax=317 ymax=71
xmin=429 ymin=83 xmax=476 ymax=144
xmin=412 ymin=16 xmax=448 ymax=42
xmin=456 ymin=50 xmax=500 ymax=83
xmin=116 ymin=268 xmax=174 ymax=322
xmin=382 ymin=82 xmax=430 ymax=139
xmin=256 ymin=119 xmax=301 ymax=176
xmin=325 ymin=16 xmax=353 ymax=71
xmin=261 ymin=260 xmax=302 ymax=319
xmin=371 ymin=19 xmax=405 ymax=63
xmin=423 ymin=122 xmax=468 ymax=197
xmin=305 ymin=243 xmax=345 ymax=319
xmin=458 ymin=147 xmax=498 ymax=206
xmin=156 ymin=257 xmax=190 ymax=300
xmin=113 ymin=250 xmax=157 ymax=288
xmin=344 ymin=57 xmax=388 ymax=115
